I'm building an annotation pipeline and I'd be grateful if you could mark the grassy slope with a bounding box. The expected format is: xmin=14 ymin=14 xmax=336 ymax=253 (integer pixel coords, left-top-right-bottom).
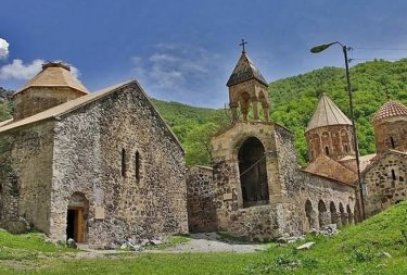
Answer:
xmin=0 ymin=202 xmax=406 ymax=274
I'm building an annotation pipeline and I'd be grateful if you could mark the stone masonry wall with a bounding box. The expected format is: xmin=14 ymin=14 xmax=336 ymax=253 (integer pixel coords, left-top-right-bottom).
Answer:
xmin=0 ymin=121 xmax=54 ymax=234
xmin=186 ymin=166 xmax=217 ymax=232
xmin=50 ymin=82 xmax=188 ymax=248
xmin=364 ymin=152 xmax=407 ymax=217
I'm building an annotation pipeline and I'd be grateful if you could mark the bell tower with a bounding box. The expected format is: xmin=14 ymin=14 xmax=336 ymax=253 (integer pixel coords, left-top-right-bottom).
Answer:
xmin=226 ymin=40 xmax=270 ymax=123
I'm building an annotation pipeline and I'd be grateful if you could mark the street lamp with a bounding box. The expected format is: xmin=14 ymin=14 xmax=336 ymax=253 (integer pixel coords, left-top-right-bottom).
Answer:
xmin=310 ymin=41 xmax=366 ymax=221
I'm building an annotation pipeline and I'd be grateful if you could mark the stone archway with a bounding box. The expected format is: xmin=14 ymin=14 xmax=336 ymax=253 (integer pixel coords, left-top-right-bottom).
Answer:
xmin=339 ymin=203 xmax=347 ymax=225
xmin=67 ymin=192 xmax=89 ymax=243
xmin=330 ymin=201 xmax=339 ymax=226
xmin=318 ymin=200 xmax=330 ymax=229
xmin=305 ymin=200 xmax=318 ymax=231
xmin=238 ymin=137 xmax=269 ymax=207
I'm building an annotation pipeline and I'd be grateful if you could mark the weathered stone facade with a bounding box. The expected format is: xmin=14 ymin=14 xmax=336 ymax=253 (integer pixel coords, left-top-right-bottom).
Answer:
xmin=363 ymin=151 xmax=407 ymax=217
xmin=186 ymin=166 xmax=217 ymax=232
xmin=208 ymin=121 xmax=356 ymax=240
xmin=0 ymin=63 xmax=188 ymax=248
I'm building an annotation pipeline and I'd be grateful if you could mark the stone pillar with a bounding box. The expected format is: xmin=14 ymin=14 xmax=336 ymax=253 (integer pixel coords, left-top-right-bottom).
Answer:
xmin=334 ymin=212 xmax=343 ymax=228
xmin=318 ymin=211 xmax=331 ymax=228
xmin=252 ymin=101 xmax=259 ymax=120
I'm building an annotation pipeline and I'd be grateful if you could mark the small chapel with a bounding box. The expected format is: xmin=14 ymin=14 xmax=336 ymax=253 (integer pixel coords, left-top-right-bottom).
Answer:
xmin=0 ymin=62 xmax=188 ymax=248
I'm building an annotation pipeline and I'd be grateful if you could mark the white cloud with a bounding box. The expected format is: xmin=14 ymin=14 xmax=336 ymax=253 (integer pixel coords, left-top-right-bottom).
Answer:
xmin=0 ymin=59 xmax=43 ymax=80
xmin=0 ymin=38 xmax=10 ymax=60
xmin=132 ymin=44 xmax=220 ymax=90
xmin=0 ymin=59 xmax=80 ymax=80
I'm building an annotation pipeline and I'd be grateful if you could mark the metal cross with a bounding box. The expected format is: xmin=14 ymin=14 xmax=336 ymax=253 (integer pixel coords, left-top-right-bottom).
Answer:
xmin=239 ymin=39 xmax=248 ymax=53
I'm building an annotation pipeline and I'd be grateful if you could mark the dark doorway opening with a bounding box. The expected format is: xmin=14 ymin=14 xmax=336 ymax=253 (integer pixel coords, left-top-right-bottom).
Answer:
xmin=66 ymin=209 xmax=76 ymax=240
xmin=238 ymin=137 xmax=269 ymax=207
xmin=66 ymin=207 xmax=85 ymax=243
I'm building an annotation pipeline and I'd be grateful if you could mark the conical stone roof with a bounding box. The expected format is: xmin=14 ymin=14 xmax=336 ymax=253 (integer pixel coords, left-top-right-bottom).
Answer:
xmin=373 ymin=101 xmax=407 ymax=123
xmin=306 ymin=94 xmax=352 ymax=132
xmin=226 ymin=52 xmax=268 ymax=87
xmin=14 ymin=62 xmax=89 ymax=95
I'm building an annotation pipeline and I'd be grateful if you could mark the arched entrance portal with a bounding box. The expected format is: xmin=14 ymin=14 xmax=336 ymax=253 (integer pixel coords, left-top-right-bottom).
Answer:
xmin=238 ymin=137 xmax=269 ymax=207
xmin=66 ymin=192 xmax=89 ymax=243
xmin=305 ymin=200 xmax=317 ymax=231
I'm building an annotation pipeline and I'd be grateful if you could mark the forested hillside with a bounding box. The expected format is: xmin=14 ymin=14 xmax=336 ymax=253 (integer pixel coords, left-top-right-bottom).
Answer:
xmin=1 ymin=59 xmax=407 ymax=166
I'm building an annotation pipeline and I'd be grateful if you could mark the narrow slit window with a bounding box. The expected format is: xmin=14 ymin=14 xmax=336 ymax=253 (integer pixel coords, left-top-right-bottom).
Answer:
xmin=390 ymin=137 xmax=395 ymax=149
xmin=391 ymin=169 xmax=396 ymax=181
xmin=121 ymin=149 xmax=126 ymax=177
xmin=135 ymin=151 xmax=140 ymax=181
xmin=325 ymin=146 xmax=330 ymax=156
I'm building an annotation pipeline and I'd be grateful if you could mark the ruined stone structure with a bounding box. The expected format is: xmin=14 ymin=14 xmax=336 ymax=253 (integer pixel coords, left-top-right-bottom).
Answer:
xmin=0 ymin=63 xmax=188 ymax=248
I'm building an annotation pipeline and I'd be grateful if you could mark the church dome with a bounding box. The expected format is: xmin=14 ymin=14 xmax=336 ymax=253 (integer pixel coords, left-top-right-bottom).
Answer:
xmin=373 ymin=101 xmax=407 ymax=123
xmin=14 ymin=62 xmax=89 ymax=96
xmin=305 ymin=94 xmax=352 ymax=133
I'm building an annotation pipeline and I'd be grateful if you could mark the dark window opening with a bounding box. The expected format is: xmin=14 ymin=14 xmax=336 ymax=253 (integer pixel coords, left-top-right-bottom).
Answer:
xmin=325 ymin=146 xmax=330 ymax=156
xmin=238 ymin=137 xmax=269 ymax=207
xmin=390 ymin=137 xmax=395 ymax=149
xmin=391 ymin=169 xmax=396 ymax=181
xmin=135 ymin=151 xmax=140 ymax=181
xmin=121 ymin=149 xmax=127 ymax=177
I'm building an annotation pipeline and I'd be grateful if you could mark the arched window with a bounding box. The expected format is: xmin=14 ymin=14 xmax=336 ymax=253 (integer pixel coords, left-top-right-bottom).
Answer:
xmin=135 ymin=151 xmax=140 ymax=181
xmin=121 ymin=149 xmax=127 ymax=177
xmin=238 ymin=137 xmax=269 ymax=207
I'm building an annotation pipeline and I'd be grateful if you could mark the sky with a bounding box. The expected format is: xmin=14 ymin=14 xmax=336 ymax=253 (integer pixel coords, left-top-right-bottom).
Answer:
xmin=1 ymin=0 xmax=407 ymax=108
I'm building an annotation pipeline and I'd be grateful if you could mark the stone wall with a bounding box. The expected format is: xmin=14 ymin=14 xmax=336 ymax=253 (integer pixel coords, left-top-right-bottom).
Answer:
xmin=50 ymin=82 xmax=188 ymax=248
xmin=0 ymin=121 xmax=54 ymax=234
xmin=211 ymin=121 xmax=356 ymax=240
xmin=13 ymin=87 xmax=85 ymax=120
xmin=374 ymin=118 xmax=407 ymax=154
xmin=186 ymin=166 xmax=217 ymax=232
xmin=363 ymin=151 xmax=407 ymax=217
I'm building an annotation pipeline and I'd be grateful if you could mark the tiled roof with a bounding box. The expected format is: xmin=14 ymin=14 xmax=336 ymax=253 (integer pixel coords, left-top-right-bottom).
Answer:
xmin=304 ymin=154 xmax=357 ymax=185
xmin=373 ymin=101 xmax=407 ymax=123
xmin=226 ymin=52 xmax=268 ymax=87
xmin=306 ymin=94 xmax=352 ymax=132
xmin=14 ymin=62 xmax=89 ymax=96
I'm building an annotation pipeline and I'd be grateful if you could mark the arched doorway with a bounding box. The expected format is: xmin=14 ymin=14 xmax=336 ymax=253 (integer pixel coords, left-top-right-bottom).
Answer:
xmin=305 ymin=200 xmax=317 ymax=231
xmin=67 ymin=192 xmax=89 ymax=243
xmin=238 ymin=137 xmax=269 ymax=207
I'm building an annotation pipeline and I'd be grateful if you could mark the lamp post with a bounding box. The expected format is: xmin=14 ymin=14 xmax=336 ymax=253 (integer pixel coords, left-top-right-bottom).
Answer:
xmin=310 ymin=41 xmax=366 ymax=221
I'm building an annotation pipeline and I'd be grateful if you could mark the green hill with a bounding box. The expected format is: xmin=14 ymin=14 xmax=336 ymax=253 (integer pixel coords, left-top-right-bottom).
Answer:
xmin=1 ymin=59 xmax=407 ymax=165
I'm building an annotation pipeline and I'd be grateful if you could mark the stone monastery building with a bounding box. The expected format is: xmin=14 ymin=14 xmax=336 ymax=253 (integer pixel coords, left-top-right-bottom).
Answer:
xmin=0 ymin=48 xmax=406 ymax=247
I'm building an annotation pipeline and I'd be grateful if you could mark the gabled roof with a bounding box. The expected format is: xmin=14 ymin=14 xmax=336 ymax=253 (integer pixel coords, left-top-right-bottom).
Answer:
xmin=14 ymin=62 xmax=89 ymax=96
xmin=373 ymin=101 xmax=407 ymax=123
xmin=306 ymin=94 xmax=352 ymax=132
xmin=0 ymin=80 xmax=184 ymax=151
xmin=304 ymin=154 xmax=357 ymax=186
xmin=226 ymin=52 xmax=268 ymax=87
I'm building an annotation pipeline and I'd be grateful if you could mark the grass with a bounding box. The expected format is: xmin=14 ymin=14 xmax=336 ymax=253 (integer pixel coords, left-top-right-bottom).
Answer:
xmin=0 ymin=201 xmax=406 ymax=274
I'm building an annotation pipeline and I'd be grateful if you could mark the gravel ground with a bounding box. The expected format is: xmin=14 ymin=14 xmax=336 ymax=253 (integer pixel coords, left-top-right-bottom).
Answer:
xmin=165 ymin=232 xmax=267 ymax=253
